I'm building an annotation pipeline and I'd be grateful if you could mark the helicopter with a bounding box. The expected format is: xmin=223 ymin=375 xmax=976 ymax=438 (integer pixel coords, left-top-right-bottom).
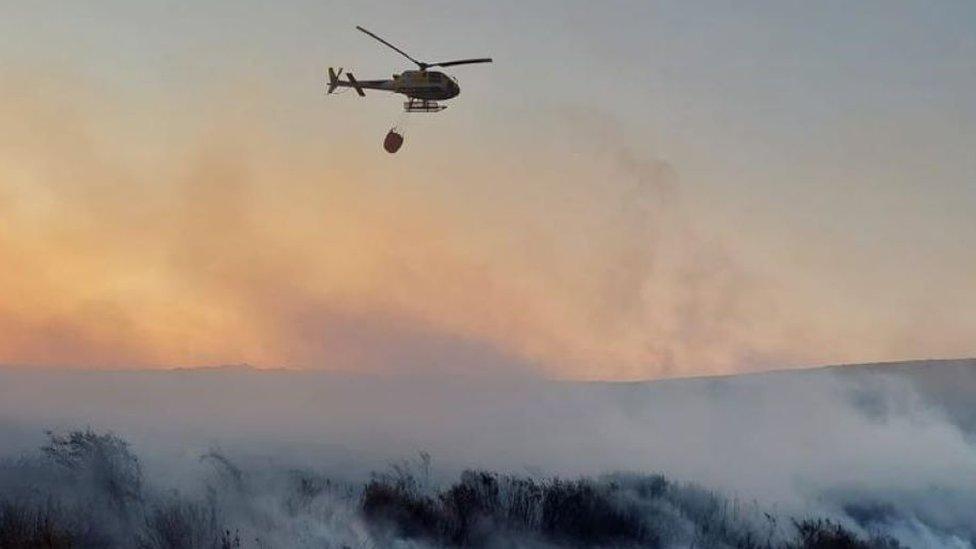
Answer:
xmin=327 ymin=26 xmax=492 ymax=113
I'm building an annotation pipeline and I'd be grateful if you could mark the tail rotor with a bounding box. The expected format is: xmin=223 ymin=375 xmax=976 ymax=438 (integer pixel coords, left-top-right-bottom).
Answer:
xmin=327 ymin=67 xmax=343 ymax=94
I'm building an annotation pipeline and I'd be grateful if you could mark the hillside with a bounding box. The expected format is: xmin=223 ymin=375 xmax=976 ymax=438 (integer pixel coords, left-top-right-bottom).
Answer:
xmin=1 ymin=359 xmax=974 ymax=546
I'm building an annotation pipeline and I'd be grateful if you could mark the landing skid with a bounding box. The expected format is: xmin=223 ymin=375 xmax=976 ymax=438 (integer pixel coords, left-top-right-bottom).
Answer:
xmin=404 ymin=98 xmax=447 ymax=113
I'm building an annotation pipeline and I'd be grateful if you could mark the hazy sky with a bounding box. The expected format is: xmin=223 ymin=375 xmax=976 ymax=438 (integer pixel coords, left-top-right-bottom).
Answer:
xmin=0 ymin=1 xmax=973 ymax=379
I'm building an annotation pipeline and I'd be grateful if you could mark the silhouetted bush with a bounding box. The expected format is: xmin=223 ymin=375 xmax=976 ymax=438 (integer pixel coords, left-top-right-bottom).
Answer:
xmin=360 ymin=477 xmax=441 ymax=540
xmin=438 ymin=470 xmax=501 ymax=545
xmin=500 ymin=475 xmax=543 ymax=531
xmin=283 ymin=469 xmax=334 ymax=516
xmin=42 ymin=429 xmax=143 ymax=513
xmin=356 ymin=468 xmax=913 ymax=548
xmin=541 ymin=478 xmax=654 ymax=546
xmin=0 ymin=429 xmax=924 ymax=548
xmin=138 ymin=497 xmax=225 ymax=549
xmin=792 ymin=519 xmax=903 ymax=549
xmin=0 ymin=499 xmax=74 ymax=548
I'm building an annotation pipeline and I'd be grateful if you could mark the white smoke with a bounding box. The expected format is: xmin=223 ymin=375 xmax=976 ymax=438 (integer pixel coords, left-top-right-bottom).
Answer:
xmin=0 ymin=361 xmax=974 ymax=546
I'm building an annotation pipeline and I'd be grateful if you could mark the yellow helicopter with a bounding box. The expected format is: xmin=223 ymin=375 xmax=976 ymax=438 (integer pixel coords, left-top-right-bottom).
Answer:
xmin=328 ymin=26 xmax=492 ymax=113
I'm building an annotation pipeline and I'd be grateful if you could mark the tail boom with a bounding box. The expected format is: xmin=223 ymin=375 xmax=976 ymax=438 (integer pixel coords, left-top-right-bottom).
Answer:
xmin=326 ymin=67 xmax=391 ymax=97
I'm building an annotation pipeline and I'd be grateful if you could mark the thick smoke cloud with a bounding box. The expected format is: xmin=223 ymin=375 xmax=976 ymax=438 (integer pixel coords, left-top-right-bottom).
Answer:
xmin=1 ymin=361 xmax=974 ymax=546
xmin=1 ymin=71 xmax=948 ymax=380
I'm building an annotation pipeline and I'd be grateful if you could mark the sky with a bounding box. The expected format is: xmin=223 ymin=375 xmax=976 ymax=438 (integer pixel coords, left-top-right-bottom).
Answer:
xmin=0 ymin=1 xmax=973 ymax=380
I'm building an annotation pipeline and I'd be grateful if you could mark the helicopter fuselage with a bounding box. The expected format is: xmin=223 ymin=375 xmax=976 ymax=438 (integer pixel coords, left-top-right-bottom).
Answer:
xmin=393 ymin=70 xmax=460 ymax=100
xmin=329 ymin=69 xmax=460 ymax=101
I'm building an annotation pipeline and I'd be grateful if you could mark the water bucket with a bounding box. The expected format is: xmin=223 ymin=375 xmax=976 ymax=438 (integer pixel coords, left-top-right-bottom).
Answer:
xmin=383 ymin=129 xmax=404 ymax=153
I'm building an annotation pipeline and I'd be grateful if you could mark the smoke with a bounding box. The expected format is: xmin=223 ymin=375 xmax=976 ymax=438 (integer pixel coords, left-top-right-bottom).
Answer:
xmin=2 ymin=69 xmax=974 ymax=543
xmin=0 ymin=72 xmax=530 ymax=374
xmin=0 ymin=361 xmax=974 ymax=546
xmin=542 ymin=109 xmax=791 ymax=377
xmin=0 ymin=69 xmax=894 ymax=380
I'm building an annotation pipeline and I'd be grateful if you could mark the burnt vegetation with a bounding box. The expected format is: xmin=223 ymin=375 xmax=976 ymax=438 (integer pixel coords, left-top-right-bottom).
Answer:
xmin=0 ymin=429 xmax=907 ymax=548
xmin=360 ymin=465 xmax=903 ymax=549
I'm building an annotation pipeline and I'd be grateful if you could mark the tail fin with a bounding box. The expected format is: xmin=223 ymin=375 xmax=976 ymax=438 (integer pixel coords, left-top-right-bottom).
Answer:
xmin=327 ymin=67 xmax=342 ymax=94
xmin=346 ymin=72 xmax=366 ymax=97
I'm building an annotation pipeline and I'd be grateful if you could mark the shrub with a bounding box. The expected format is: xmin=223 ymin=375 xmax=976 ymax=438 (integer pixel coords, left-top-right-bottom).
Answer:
xmin=284 ymin=469 xmax=334 ymax=516
xmin=0 ymin=499 xmax=74 ymax=549
xmin=540 ymin=478 xmax=654 ymax=547
xmin=500 ymin=476 xmax=543 ymax=531
xmin=41 ymin=429 xmax=143 ymax=513
xmin=360 ymin=476 xmax=441 ymax=540
xmin=139 ymin=497 xmax=223 ymax=549
xmin=438 ymin=471 xmax=501 ymax=545
xmin=0 ymin=429 xmax=917 ymax=548
xmin=791 ymin=519 xmax=903 ymax=549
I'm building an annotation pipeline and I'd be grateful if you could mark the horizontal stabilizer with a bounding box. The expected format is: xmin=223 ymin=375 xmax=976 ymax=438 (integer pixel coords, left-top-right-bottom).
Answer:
xmin=346 ymin=72 xmax=366 ymax=97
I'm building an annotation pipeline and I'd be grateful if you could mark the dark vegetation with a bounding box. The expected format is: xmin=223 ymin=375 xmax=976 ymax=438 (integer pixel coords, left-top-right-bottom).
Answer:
xmin=360 ymin=466 xmax=903 ymax=548
xmin=0 ymin=429 xmax=905 ymax=548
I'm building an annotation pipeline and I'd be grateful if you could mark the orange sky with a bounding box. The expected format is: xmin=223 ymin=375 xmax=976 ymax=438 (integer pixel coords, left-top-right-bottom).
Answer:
xmin=0 ymin=52 xmax=973 ymax=380
xmin=0 ymin=75 xmax=756 ymax=378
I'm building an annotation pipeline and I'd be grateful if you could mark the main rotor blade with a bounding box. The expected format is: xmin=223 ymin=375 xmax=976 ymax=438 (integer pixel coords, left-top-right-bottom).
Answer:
xmin=429 ymin=58 xmax=493 ymax=68
xmin=356 ymin=25 xmax=425 ymax=68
